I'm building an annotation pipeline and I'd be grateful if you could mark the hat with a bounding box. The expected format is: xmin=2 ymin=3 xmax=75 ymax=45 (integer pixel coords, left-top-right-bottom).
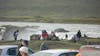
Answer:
xmin=19 ymin=46 xmax=28 ymax=53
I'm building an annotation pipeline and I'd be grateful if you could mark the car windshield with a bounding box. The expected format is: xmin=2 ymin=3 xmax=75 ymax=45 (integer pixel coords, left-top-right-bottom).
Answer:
xmin=0 ymin=49 xmax=2 ymax=55
xmin=31 ymin=52 xmax=53 ymax=56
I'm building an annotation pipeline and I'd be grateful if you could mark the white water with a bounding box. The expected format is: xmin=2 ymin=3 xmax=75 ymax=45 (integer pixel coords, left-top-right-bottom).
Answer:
xmin=0 ymin=22 xmax=100 ymax=38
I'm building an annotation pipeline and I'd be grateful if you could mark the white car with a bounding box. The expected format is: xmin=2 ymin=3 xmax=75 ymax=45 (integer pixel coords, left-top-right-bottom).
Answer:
xmin=30 ymin=49 xmax=79 ymax=56
xmin=0 ymin=45 xmax=34 ymax=56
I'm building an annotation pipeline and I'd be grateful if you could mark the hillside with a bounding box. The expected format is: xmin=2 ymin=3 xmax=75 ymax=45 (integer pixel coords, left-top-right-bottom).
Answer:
xmin=0 ymin=38 xmax=100 ymax=51
xmin=0 ymin=0 xmax=100 ymax=23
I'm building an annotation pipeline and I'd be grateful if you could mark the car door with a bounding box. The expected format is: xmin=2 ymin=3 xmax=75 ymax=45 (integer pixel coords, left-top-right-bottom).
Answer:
xmin=59 ymin=52 xmax=78 ymax=56
xmin=7 ymin=47 xmax=17 ymax=56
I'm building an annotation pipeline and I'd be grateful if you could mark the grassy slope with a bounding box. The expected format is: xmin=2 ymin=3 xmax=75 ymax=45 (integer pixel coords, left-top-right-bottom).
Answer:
xmin=0 ymin=38 xmax=100 ymax=51
xmin=0 ymin=40 xmax=82 ymax=51
xmin=0 ymin=16 xmax=100 ymax=24
xmin=0 ymin=0 xmax=100 ymax=24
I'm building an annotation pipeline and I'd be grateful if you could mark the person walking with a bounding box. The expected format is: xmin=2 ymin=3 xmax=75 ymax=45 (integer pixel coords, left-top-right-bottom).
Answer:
xmin=13 ymin=30 xmax=19 ymax=40
xmin=77 ymin=30 xmax=82 ymax=40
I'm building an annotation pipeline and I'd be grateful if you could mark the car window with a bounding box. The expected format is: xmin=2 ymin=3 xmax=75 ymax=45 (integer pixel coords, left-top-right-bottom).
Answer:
xmin=7 ymin=47 xmax=17 ymax=55
xmin=59 ymin=52 xmax=78 ymax=56
xmin=0 ymin=49 xmax=2 ymax=55
xmin=68 ymin=52 xmax=78 ymax=56
xmin=59 ymin=53 xmax=68 ymax=56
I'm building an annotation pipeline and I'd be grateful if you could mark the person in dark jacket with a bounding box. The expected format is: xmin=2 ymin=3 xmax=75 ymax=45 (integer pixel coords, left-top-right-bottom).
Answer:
xmin=13 ymin=30 xmax=19 ymax=40
xmin=77 ymin=30 xmax=82 ymax=40
xmin=40 ymin=41 xmax=49 ymax=50
xmin=65 ymin=34 xmax=68 ymax=39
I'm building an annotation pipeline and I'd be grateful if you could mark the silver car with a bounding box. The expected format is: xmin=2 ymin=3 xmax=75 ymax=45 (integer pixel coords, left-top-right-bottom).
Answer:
xmin=30 ymin=49 xmax=79 ymax=56
xmin=0 ymin=45 xmax=34 ymax=56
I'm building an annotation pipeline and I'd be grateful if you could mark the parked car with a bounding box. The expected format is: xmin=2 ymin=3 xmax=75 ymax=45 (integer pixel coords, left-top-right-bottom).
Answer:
xmin=30 ymin=49 xmax=79 ymax=56
xmin=0 ymin=45 xmax=34 ymax=56
xmin=77 ymin=45 xmax=100 ymax=56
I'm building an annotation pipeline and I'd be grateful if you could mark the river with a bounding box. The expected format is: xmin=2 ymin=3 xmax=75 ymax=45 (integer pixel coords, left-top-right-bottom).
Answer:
xmin=0 ymin=22 xmax=100 ymax=39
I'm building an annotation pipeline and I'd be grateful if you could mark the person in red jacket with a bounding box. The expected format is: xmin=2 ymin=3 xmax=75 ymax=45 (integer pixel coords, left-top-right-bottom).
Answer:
xmin=42 ymin=30 xmax=48 ymax=40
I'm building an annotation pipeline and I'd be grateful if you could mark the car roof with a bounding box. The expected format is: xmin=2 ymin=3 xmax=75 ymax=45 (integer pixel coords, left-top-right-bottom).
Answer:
xmin=80 ymin=45 xmax=100 ymax=49
xmin=39 ymin=49 xmax=79 ymax=54
xmin=0 ymin=45 xmax=18 ymax=49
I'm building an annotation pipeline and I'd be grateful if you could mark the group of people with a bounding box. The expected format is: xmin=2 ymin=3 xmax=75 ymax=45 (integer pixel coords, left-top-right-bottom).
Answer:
xmin=15 ymin=30 xmax=82 ymax=56
xmin=14 ymin=29 xmax=82 ymax=41
xmin=40 ymin=30 xmax=82 ymax=41
xmin=41 ymin=30 xmax=58 ymax=40
xmin=13 ymin=29 xmax=57 ymax=41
